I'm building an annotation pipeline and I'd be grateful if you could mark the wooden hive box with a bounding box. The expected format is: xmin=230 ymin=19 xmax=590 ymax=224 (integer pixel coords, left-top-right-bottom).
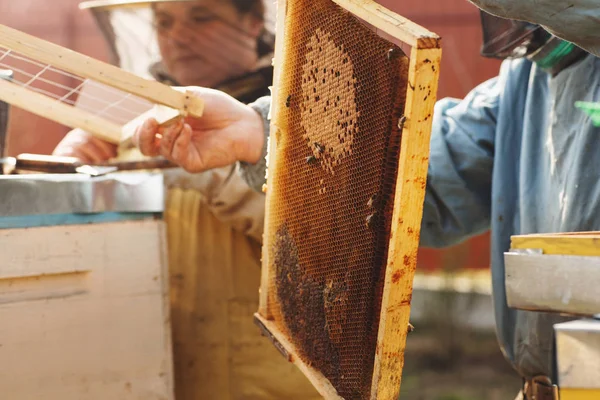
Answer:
xmin=506 ymin=232 xmax=600 ymax=316
xmin=0 ymin=173 xmax=173 ymax=399
xmin=507 ymin=232 xmax=600 ymax=399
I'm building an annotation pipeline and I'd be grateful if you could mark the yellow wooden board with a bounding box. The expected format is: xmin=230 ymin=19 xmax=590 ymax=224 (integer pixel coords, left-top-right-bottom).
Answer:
xmin=511 ymin=231 xmax=600 ymax=256
xmin=561 ymin=389 xmax=600 ymax=400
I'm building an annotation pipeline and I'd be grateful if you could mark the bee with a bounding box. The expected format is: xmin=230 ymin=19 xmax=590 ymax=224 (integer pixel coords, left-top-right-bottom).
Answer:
xmin=306 ymin=155 xmax=318 ymax=165
xmin=398 ymin=115 xmax=407 ymax=131
xmin=285 ymin=94 xmax=291 ymax=108
xmin=408 ymin=323 xmax=415 ymax=333
xmin=314 ymin=142 xmax=325 ymax=153
xmin=365 ymin=212 xmax=377 ymax=229
xmin=387 ymin=48 xmax=400 ymax=61
xmin=367 ymin=193 xmax=378 ymax=208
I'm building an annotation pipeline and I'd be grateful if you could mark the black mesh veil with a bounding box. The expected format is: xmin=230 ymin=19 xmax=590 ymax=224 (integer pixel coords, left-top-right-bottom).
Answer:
xmin=480 ymin=11 xmax=551 ymax=59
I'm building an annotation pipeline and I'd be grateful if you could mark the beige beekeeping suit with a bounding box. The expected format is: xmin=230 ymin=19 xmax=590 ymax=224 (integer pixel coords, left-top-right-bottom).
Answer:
xmin=164 ymin=167 xmax=320 ymax=400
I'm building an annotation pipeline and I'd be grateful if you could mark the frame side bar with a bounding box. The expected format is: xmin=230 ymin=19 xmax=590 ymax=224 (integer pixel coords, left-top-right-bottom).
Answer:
xmin=370 ymin=46 xmax=441 ymax=400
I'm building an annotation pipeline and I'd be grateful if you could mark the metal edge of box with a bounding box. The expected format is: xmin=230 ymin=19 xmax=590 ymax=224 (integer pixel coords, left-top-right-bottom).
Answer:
xmin=504 ymin=252 xmax=600 ymax=316
xmin=0 ymin=172 xmax=164 ymax=228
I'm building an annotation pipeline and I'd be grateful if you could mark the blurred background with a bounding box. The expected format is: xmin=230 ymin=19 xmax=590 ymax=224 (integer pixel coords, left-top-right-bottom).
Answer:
xmin=0 ymin=0 xmax=519 ymax=398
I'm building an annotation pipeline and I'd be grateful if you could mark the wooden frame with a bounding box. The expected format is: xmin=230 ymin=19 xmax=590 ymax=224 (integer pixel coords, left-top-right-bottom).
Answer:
xmin=256 ymin=1 xmax=441 ymax=399
xmin=0 ymin=23 xmax=203 ymax=144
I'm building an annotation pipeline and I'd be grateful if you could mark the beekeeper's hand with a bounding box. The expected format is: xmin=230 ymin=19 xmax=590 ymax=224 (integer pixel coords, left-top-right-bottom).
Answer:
xmin=53 ymin=128 xmax=118 ymax=163
xmin=133 ymin=87 xmax=265 ymax=173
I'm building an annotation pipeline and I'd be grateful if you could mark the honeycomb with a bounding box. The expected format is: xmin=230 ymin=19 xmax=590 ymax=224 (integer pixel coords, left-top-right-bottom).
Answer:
xmin=264 ymin=0 xmax=410 ymax=398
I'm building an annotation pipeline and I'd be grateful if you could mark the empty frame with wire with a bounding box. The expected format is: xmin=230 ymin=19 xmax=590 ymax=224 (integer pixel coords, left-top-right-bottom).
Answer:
xmin=0 ymin=23 xmax=203 ymax=144
xmin=255 ymin=1 xmax=441 ymax=399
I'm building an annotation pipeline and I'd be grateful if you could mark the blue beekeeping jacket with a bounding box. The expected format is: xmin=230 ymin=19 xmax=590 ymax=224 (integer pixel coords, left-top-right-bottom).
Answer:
xmin=420 ymin=54 xmax=600 ymax=378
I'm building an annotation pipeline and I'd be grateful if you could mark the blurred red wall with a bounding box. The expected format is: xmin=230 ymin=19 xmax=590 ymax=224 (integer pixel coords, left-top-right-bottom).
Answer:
xmin=1 ymin=0 xmax=496 ymax=272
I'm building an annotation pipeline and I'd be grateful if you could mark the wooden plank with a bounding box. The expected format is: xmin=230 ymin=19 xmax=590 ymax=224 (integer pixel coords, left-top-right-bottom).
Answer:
xmin=504 ymin=253 xmax=600 ymax=316
xmin=0 ymin=23 xmax=204 ymax=117
xmin=258 ymin=0 xmax=288 ymax=318
xmin=0 ymin=220 xmax=174 ymax=399
xmin=121 ymin=104 xmax=182 ymax=145
xmin=330 ymin=0 xmax=440 ymax=48
xmin=518 ymin=231 xmax=600 ymax=237
xmin=561 ymin=389 xmax=600 ymax=400
xmin=555 ymin=319 xmax=600 ymax=389
xmin=0 ymin=78 xmax=122 ymax=144
xmin=371 ymin=46 xmax=441 ymax=400
xmin=254 ymin=314 xmax=344 ymax=400
xmin=511 ymin=233 xmax=600 ymax=256
xmin=79 ymin=0 xmax=185 ymax=10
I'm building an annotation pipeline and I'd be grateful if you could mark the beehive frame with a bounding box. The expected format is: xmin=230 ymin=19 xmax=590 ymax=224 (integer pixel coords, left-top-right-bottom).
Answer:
xmin=254 ymin=1 xmax=441 ymax=399
xmin=0 ymin=23 xmax=203 ymax=144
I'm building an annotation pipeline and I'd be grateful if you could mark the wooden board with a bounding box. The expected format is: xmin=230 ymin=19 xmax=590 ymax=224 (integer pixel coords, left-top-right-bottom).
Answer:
xmin=254 ymin=313 xmax=343 ymax=399
xmin=371 ymin=45 xmax=441 ymax=400
xmin=0 ymin=219 xmax=174 ymax=399
xmin=0 ymin=23 xmax=204 ymax=144
xmin=80 ymin=0 xmax=195 ymax=10
xmin=561 ymin=389 xmax=600 ymax=400
xmin=555 ymin=319 xmax=600 ymax=389
xmin=511 ymin=232 xmax=600 ymax=256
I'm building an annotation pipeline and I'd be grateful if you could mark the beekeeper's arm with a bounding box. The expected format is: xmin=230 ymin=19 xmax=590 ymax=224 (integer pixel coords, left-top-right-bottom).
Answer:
xmin=470 ymin=0 xmax=600 ymax=57
xmin=53 ymin=129 xmax=118 ymax=163
xmin=133 ymin=87 xmax=267 ymax=240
